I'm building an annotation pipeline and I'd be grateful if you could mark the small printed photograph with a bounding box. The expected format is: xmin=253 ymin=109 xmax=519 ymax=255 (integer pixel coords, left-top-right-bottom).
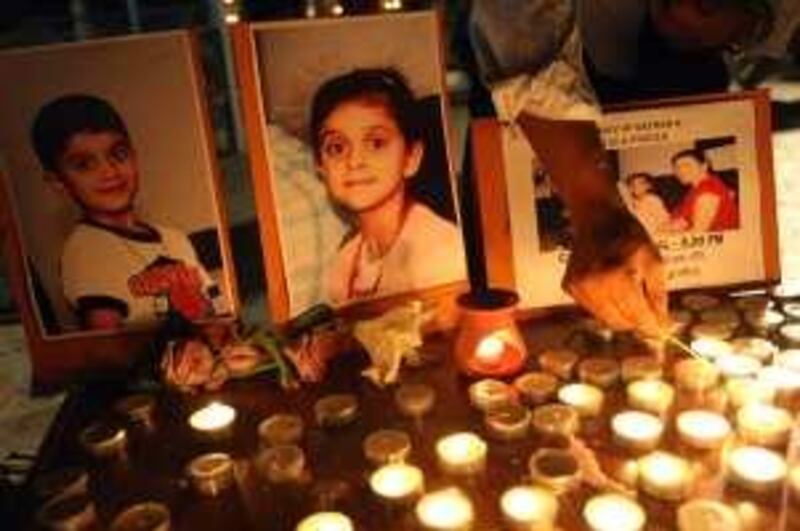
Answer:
xmin=0 ymin=32 xmax=235 ymax=339
xmin=532 ymin=164 xmax=571 ymax=252
xmin=250 ymin=12 xmax=466 ymax=317
xmin=612 ymin=136 xmax=740 ymax=236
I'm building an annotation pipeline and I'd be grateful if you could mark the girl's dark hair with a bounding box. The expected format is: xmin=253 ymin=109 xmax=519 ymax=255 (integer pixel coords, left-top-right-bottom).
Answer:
xmin=625 ymin=172 xmax=655 ymax=188
xmin=31 ymin=94 xmax=129 ymax=172
xmin=309 ymin=68 xmax=419 ymax=160
xmin=671 ymin=148 xmax=710 ymax=168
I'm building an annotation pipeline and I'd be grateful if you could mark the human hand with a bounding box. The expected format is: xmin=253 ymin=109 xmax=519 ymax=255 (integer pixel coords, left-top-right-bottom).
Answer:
xmin=562 ymin=206 xmax=670 ymax=340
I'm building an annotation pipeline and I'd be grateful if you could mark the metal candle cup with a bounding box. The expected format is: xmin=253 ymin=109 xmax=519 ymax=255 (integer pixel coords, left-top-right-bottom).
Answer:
xmin=256 ymin=445 xmax=306 ymax=484
xmin=415 ymin=488 xmax=474 ymax=531
xmin=395 ymin=383 xmax=436 ymax=418
xmin=532 ymin=404 xmax=580 ymax=439
xmin=676 ymin=410 xmax=731 ymax=450
xmin=314 ymin=394 xmax=358 ymax=428
xmin=435 ymin=432 xmax=487 ymax=476
xmin=727 ymin=446 xmax=787 ymax=494
xmin=558 ymin=383 xmax=604 ymax=418
xmin=578 ymin=357 xmax=621 ymax=389
xmin=621 ymin=356 xmax=662 ymax=383
xmin=110 ymin=502 xmax=170 ymax=531
xmin=296 ymin=512 xmax=354 ymax=531
xmin=736 ymin=403 xmax=792 ymax=448
xmin=514 ymin=372 xmax=558 ymax=406
xmin=79 ymin=422 xmax=127 ymax=459
xmin=186 ymin=453 xmax=235 ymax=496
xmin=626 ymin=380 xmax=675 ymax=417
xmin=611 ymin=411 xmax=664 ymax=453
xmin=369 ymin=462 xmax=424 ymax=505
xmin=528 ymin=448 xmax=581 ymax=494
xmin=468 ymin=379 xmax=515 ymax=412
xmin=500 ymin=486 xmax=558 ymax=531
xmin=258 ymin=413 xmax=303 ymax=447
xmin=637 ymin=452 xmax=692 ymax=502
xmin=484 ymin=404 xmax=531 ymax=441
xmin=583 ymin=493 xmax=645 ymax=531
xmin=674 ymin=359 xmax=719 ymax=392
xmin=363 ymin=429 xmax=412 ymax=466
xmin=539 ymin=349 xmax=578 ymax=380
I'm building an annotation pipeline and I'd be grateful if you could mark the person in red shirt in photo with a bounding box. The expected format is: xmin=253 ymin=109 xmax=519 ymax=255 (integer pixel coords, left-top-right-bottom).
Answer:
xmin=669 ymin=148 xmax=739 ymax=232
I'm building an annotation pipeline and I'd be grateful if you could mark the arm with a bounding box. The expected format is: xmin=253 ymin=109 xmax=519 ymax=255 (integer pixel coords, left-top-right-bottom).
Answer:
xmin=691 ymin=193 xmax=721 ymax=232
xmin=518 ymin=114 xmax=669 ymax=339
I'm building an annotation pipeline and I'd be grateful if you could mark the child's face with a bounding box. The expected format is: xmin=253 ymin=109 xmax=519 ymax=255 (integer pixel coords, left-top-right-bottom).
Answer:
xmin=673 ymin=156 xmax=707 ymax=185
xmin=629 ymin=176 xmax=650 ymax=198
xmin=50 ymin=130 xmax=138 ymax=217
xmin=316 ymin=100 xmax=422 ymax=214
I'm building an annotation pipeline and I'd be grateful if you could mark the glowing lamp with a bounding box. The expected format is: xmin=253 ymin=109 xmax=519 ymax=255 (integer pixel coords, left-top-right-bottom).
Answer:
xmin=453 ymin=290 xmax=528 ymax=378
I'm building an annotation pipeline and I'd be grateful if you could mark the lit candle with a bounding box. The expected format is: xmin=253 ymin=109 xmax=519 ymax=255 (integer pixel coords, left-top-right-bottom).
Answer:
xmin=676 ymin=500 xmax=739 ymax=531
xmin=531 ymin=404 xmax=580 ymax=439
xmin=395 ymin=383 xmax=436 ymax=418
xmin=681 ymin=293 xmax=721 ymax=312
xmin=436 ymin=433 xmax=487 ymax=476
xmin=500 ymin=486 xmax=558 ymax=531
xmin=715 ymin=354 xmax=761 ymax=380
xmin=690 ymin=322 xmax=735 ymax=341
xmin=258 ymin=414 xmax=304 ymax=447
xmin=772 ymin=282 xmax=800 ymax=300
xmin=484 ymin=404 xmax=531 ymax=441
xmin=468 ymin=379 xmax=515 ymax=412
xmin=626 ymin=380 xmax=675 ymax=417
xmin=611 ymin=411 xmax=664 ymax=453
xmin=621 ymin=356 xmax=662 ymax=383
xmin=558 ymin=383 xmax=604 ymax=418
xmin=363 ymin=429 xmax=411 ymax=466
xmin=674 ymin=359 xmax=719 ymax=392
xmin=690 ymin=337 xmax=733 ymax=360
xmin=758 ymin=366 xmax=800 ymax=408
xmin=727 ymin=446 xmax=787 ymax=494
xmin=745 ymin=308 xmax=786 ymax=334
xmin=110 ymin=502 xmax=170 ymax=531
xmin=784 ymin=301 xmax=800 ymax=320
xmin=731 ymin=337 xmax=778 ymax=363
xmin=528 ymin=448 xmax=580 ymax=494
xmin=369 ymin=462 xmax=424 ymax=505
xmin=189 ymin=402 xmax=236 ymax=435
xmin=475 ymin=335 xmax=505 ymax=365
xmin=736 ymin=403 xmax=792 ymax=448
xmin=514 ymin=372 xmax=559 ymax=406
xmin=296 ymin=512 xmax=354 ymax=531
xmin=415 ymin=488 xmax=474 ymax=531
xmin=676 ymin=410 xmax=731 ymax=450
xmin=314 ymin=394 xmax=359 ymax=428
xmin=79 ymin=422 xmax=127 ymax=459
xmin=255 ymin=444 xmax=306 ymax=484
xmin=539 ymin=349 xmax=579 ymax=380
xmin=578 ymin=357 xmax=621 ymax=389
xmin=699 ymin=307 xmax=741 ymax=328
xmin=775 ymin=349 xmax=800 ymax=372
xmin=638 ymin=451 xmax=692 ymax=501
xmin=726 ymin=378 xmax=775 ymax=409
xmin=583 ymin=493 xmax=645 ymax=531
xmin=186 ymin=453 xmax=235 ymax=496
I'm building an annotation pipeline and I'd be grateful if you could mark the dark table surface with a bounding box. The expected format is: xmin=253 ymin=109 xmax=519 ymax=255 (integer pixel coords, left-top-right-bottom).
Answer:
xmin=19 ymin=304 xmax=800 ymax=530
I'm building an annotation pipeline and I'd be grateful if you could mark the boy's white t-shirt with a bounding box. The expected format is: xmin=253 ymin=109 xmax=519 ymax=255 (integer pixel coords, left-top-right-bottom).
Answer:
xmin=61 ymin=222 xmax=223 ymax=327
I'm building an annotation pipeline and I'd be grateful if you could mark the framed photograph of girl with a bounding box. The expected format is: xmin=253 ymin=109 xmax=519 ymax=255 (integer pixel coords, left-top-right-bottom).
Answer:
xmin=472 ymin=90 xmax=779 ymax=311
xmin=0 ymin=31 xmax=238 ymax=389
xmin=231 ymin=11 xmax=468 ymax=326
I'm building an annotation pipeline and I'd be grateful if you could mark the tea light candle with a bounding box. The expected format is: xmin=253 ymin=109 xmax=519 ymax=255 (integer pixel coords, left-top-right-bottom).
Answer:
xmin=484 ymin=404 xmax=531 ymax=441
xmin=731 ymin=337 xmax=778 ymax=363
xmin=514 ymin=372 xmax=558 ymax=406
xmin=114 ymin=394 xmax=156 ymax=428
xmin=36 ymin=493 xmax=97 ymax=531
xmin=110 ymin=502 xmax=170 ymax=531
xmin=758 ymin=366 xmax=800 ymax=407
xmin=621 ymin=356 xmax=662 ymax=383
xmin=676 ymin=500 xmax=739 ymax=531
xmin=690 ymin=337 xmax=733 ymax=360
xmin=189 ymin=402 xmax=236 ymax=435
xmin=638 ymin=451 xmax=692 ymax=501
xmin=736 ymin=403 xmax=792 ymax=447
xmin=611 ymin=411 xmax=664 ymax=452
xmin=626 ymin=380 xmax=675 ymax=417
xmin=79 ymin=422 xmax=127 ymax=459
xmin=363 ymin=429 xmax=412 ymax=466
xmin=676 ymin=410 xmax=731 ymax=450
xmin=578 ymin=357 xmax=621 ymax=389
xmin=746 ymin=308 xmax=786 ymax=334
xmin=727 ymin=446 xmax=787 ymax=494
xmin=783 ymin=302 xmax=800 ymax=320
xmin=296 ymin=512 xmax=354 ymax=531
xmin=699 ymin=307 xmax=741 ymax=327
xmin=369 ymin=462 xmax=424 ymax=505
xmin=726 ymin=378 xmax=775 ymax=409
xmin=531 ymin=404 xmax=580 ymax=438
xmin=468 ymin=379 xmax=515 ymax=412
xmin=436 ymin=432 xmax=487 ymax=476
xmin=715 ymin=354 xmax=762 ymax=380
xmin=258 ymin=414 xmax=304 ymax=447
xmin=583 ymin=493 xmax=645 ymax=531
xmin=674 ymin=359 xmax=719 ymax=392
xmin=734 ymin=294 xmax=773 ymax=312
xmin=690 ymin=322 xmax=736 ymax=341
xmin=528 ymin=448 xmax=581 ymax=494
xmin=771 ymin=282 xmax=800 ymax=300
xmin=500 ymin=486 xmax=558 ymax=531
xmin=539 ymin=349 xmax=579 ymax=380
xmin=775 ymin=349 xmax=800 ymax=372
xmin=256 ymin=444 xmax=306 ymax=484
xmin=314 ymin=394 xmax=359 ymax=427
xmin=779 ymin=323 xmax=800 ymax=347
xmin=558 ymin=383 xmax=604 ymax=417
xmin=186 ymin=452 xmax=235 ymax=496
xmin=681 ymin=293 xmax=721 ymax=312
xmin=415 ymin=488 xmax=474 ymax=531
xmin=395 ymin=383 xmax=436 ymax=418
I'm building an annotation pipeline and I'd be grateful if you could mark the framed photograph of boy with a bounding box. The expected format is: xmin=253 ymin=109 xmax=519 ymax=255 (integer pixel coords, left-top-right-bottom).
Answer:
xmin=0 ymin=31 xmax=238 ymax=388
xmin=231 ymin=11 xmax=467 ymax=326
xmin=472 ymin=90 xmax=779 ymax=311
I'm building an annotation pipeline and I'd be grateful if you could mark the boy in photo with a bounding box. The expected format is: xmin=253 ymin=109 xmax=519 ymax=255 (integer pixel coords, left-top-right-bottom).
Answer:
xmin=31 ymin=94 xmax=225 ymax=330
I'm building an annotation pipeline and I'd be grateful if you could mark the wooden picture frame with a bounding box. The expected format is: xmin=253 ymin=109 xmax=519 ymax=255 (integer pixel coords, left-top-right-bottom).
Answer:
xmin=0 ymin=31 xmax=239 ymax=391
xmin=230 ymin=11 xmax=468 ymax=327
xmin=473 ymin=90 xmax=779 ymax=311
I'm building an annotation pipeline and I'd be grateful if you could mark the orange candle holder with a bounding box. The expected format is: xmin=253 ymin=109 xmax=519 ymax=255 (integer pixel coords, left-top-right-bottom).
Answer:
xmin=453 ymin=290 xmax=528 ymax=378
